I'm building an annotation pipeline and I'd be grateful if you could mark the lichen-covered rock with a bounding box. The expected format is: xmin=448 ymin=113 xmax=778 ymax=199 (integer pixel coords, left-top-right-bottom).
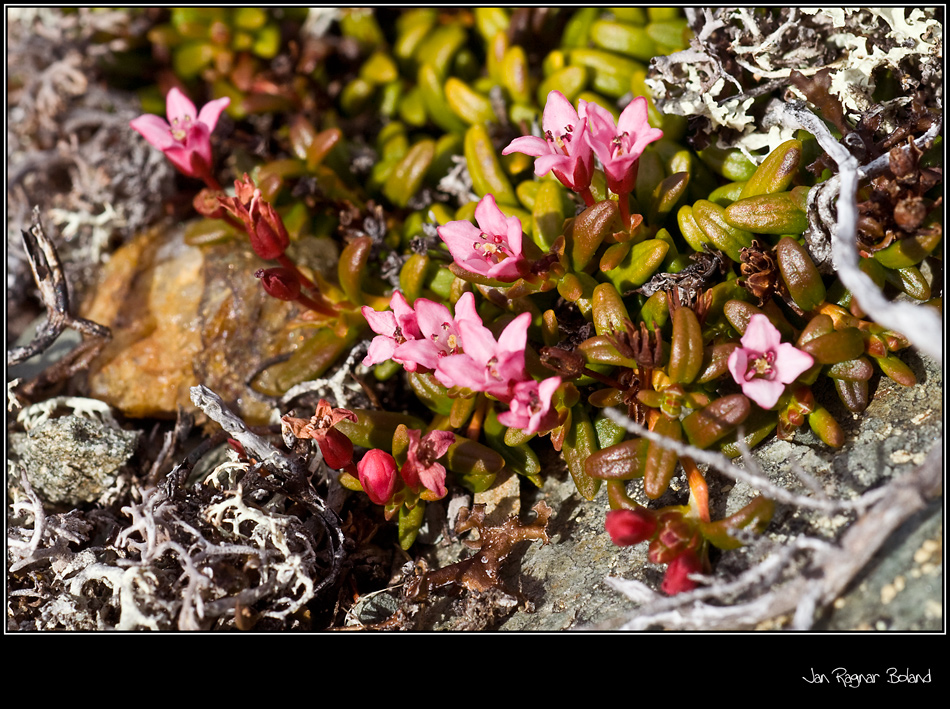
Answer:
xmin=9 ymin=415 xmax=140 ymax=506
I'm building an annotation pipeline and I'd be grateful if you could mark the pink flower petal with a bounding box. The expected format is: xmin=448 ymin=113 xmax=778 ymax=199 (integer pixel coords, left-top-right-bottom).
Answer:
xmin=196 ymin=96 xmax=231 ymax=131
xmin=413 ymin=298 xmax=453 ymax=339
xmin=417 ymin=463 xmax=447 ymax=498
xmin=165 ymin=87 xmax=196 ymax=123
xmin=390 ymin=291 xmax=422 ymax=340
xmin=457 ymin=319 xmax=497 ymax=367
xmin=542 ymin=90 xmax=580 ymax=136
xmin=392 ymin=338 xmax=441 ymax=371
xmin=434 ymin=353 xmax=480 ymax=390
xmin=437 ymin=219 xmax=481 ymax=259
xmin=773 ymin=342 xmax=815 ymax=384
xmin=741 ymin=314 xmax=781 ymax=354
xmin=425 ymin=429 xmax=456 ymax=459
xmin=162 ymin=146 xmax=197 ymax=175
xmin=580 ymin=100 xmax=616 ymax=149
xmin=361 ymin=306 xmax=396 ymax=338
xmin=739 ymin=377 xmax=785 ymax=410
xmin=496 ymin=312 xmax=531 ymax=354
xmin=474 ymin=194 xmax=509 ymax=237
xmin=363 ymin=335 xmax=397 ymax=367
xmin=501 ymin=135 xmax=549 ymax=157
xmin=453 ymin=291 xmax=479 ymax=327
xmin=184 ymin=121 xmax=213 ymax=170
xmin=727 ymin=347 xmax=750 ymax=385
xmin=533 ymin=152 xmax=573 ymax=178
xmin=129 ymin=114 xmax=174 ymax=150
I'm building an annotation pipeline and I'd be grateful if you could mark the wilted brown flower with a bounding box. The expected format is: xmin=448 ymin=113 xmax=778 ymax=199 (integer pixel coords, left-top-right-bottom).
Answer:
xmin=739 ymin=239 xmax=781 ymax=306
xmin=608 ymin=319 xmax=664 ymax=372
xmin=856 ymin=137 xmax=942 ymax=254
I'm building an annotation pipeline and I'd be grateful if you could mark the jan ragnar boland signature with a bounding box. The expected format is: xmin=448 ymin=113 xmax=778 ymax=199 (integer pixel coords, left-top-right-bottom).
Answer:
xmin=803 ymin=668 xmax=932 ymax=687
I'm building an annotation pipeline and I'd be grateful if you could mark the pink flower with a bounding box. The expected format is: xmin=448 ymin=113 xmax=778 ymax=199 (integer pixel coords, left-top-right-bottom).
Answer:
xmin=497 ymin=376 xmax=562 ymax=435
xmin=357 ymin=449 xmax=399 ymax=506
xmin=502 ymin=90 xmax=594 ymax=195
xmin=728 ymin=314 xmax=815 ymax=410
xmin=394 ymin=292 xmax=481 ymax=371
xmin=130 ymin=87 xmax=230 ymax=180
xmin=437 ymin=195 xmax=527 ymax=282
xmin=435 ymin=311 xmax=532 ymax=399
xmin=605 ymin=508 xmax=658 ymax=547
xmin=580 ymin=96 xmax=663 ymax=197
xmin=361 ymin=291 xmax=424 ymax=371
xmin=400 ymin=429 xmax=456 ymax=499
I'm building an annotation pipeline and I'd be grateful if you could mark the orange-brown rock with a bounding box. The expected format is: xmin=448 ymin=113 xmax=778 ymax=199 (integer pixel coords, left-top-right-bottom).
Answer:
xmin=80 ymin=224 xmax=306 ymax=425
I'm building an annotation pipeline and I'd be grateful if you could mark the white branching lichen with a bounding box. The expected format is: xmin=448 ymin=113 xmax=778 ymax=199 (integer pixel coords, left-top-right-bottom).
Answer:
xmin=648 ymin=8 xmax=943 ymax=157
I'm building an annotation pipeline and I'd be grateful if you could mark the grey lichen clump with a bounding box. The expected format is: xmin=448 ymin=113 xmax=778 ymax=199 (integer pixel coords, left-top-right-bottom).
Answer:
xmin=647 ymin=8 xmax=943 ymax=157
xmin=9 ymin=415 xmax=140 ymax=505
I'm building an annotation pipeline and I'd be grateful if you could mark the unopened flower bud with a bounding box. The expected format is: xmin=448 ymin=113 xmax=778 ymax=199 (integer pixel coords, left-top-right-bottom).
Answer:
xmin=256 ymin=267 xmax=301 ymax=301
xmin=248 ymin=197 xmax=289 ymax=260
xmin=661 ymin=549 xmax=703 ymax=595
xmin=357 ymin=449 xmax=398 ymax=506
xmin=220 ymin=174 xmax=290 ymax=260
xmin=605 ymin=508 xmax=657 ymax=546
xmin=319 ymin=428 xmax=355 ymax=471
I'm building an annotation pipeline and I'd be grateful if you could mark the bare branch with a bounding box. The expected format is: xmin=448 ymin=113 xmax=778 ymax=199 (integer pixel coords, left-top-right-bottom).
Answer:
xmin=7 ymin=207 xmax=112 ymax=373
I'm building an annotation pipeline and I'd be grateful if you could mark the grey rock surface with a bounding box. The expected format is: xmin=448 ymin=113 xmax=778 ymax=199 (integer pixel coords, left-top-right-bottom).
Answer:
xmin=9 ymin=415 xmax=140 ymax=506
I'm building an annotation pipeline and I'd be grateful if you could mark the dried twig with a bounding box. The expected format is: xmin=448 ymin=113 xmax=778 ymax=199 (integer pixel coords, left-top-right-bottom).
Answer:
xmin=7 ymin=207 xmax=112 ymax=380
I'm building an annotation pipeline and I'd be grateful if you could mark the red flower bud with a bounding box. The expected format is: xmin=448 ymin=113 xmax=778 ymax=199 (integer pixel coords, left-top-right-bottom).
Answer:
xmin=248 ymin=198 xmax=290 ymax=260
xmin=318 ymin=428 xmax=355 ymax=471
xmin=357 ymin=449 xmax=398 ymax=506
xmin=256 ymin=267 xmax=301 ymax=301
xmin=605 ymin=508 xmax=657 ymax=546
xmin=661 ymin=549 xmax=703 ymax=595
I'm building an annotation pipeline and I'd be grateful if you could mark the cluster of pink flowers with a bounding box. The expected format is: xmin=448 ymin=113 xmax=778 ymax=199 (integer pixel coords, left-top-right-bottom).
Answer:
xmin=362 ymin=291 xmax=561 ymax=437
xmin=503 ymin=90 xmax=663 ymax=222
xmin=283 ymin=399 xmax=457 ymax=508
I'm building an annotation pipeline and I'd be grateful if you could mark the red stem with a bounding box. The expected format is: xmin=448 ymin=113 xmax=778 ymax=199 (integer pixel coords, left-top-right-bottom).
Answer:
xmin=618 ymin=193 xmax=632 ymax=231
xmin=295 ymin=291 xmax=337 ymax=318
xmin=277 ymin=254 xmax=318 ymax=292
